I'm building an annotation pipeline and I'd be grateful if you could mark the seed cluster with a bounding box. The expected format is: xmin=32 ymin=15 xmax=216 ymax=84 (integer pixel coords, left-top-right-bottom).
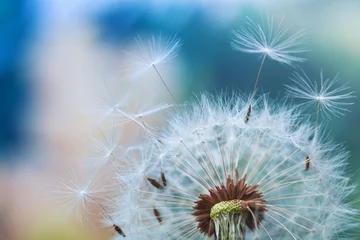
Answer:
xmin=192 ymin=175 xmax=266 ymax=237
xmin=210 ymin=199 xmax=244 ymax=220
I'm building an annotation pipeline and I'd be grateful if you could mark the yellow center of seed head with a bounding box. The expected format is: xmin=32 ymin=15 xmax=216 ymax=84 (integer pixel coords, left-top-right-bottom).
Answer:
xmin=210 ymin=199 xmax=244 ymax=220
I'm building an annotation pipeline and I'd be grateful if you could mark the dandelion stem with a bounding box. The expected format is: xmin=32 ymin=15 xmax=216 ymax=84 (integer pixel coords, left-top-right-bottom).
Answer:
xmin=245 ymin=54 xmax=267 ymax=123
xmin=315 ymin=100 xmax=320 ymax=137
xmin=152 ymin=64 xmax=177 ymax=103
xmin=86 ymin=194 xmax=113 ymax=221
xmin=116 ymin=108 xmax=152 ymax=134
xmin=85 ymin=194 xmax=126 ymax=237
xmin=250 ymin=53 xmax=267 ymax=103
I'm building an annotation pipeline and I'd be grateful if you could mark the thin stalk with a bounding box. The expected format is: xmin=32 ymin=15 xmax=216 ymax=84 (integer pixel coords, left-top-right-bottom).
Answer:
xmin=245 ymin=54 xmax=267 ymax=123
xmin=213 ymin=212 xmax=245 ymax=240
xmin=86 ymin=194 xmax=126 ymax=237
xmin=315 ymin=100 xmax=321 ymax=137
xmin=250 ymin=54 xmax=267 ymax=103
xmin=152 ymin=64 xmax=177 ymax=103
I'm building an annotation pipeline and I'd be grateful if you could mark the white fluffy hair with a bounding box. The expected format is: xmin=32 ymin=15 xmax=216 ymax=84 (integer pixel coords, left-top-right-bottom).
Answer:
xmin=111 ymin=93 xmax=357 ymax=239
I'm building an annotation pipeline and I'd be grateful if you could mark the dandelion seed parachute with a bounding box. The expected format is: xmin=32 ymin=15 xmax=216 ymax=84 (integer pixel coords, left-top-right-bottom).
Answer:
xmin=285 ymin=69 xmax=355 ymax=118
xmin=125 ymin=34 xmax=182 ymax=102
xmin=52 ymin=172 xmax=107 ymax=225
xmin=86 ymin=122 xmax=121 ymax=169
xmin=96 ymin=81 xmax=173 ymax=127
xmin=134 ymin=34 xmax=182 ymax=67
xmin=231 ymin=15 xmax=307 ymax=65
xmin=110 ymin=94 xmax=357 ymax=240
xmin=125 ymin=34 xmax=183 ymax=78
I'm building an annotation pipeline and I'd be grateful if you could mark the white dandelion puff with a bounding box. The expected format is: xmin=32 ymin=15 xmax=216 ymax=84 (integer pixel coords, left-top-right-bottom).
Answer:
xmin=96 ymin=80 xmax=173 ymax=129
xmin=113 ymin=100 xmax=173 ymax=128
xmin=131 ymin=34 xmax=182 ymax=69
xmin=86 ymin=122 xmax=122 ymax=169
xmin=53 ymin=171 xmax=127 ymax=237
xmin=114 ymin=145 xmax=159 ymax=185
xmin=95 ymin=88 xmax=132 ymax=125
xmin=52 ymin=172 xmax=106 ymax=224
xmin=107 ymin=94 xmax=357 ymax=239
xmin=231 ymin=15 xmax=306 ymax=66
xmin=285 ymin=69 xmax=355 ymax=118
xmin=126 ymin=34 xmax=182 ymax=102
xmin=231 ymin=15 xmax=307 ymax=122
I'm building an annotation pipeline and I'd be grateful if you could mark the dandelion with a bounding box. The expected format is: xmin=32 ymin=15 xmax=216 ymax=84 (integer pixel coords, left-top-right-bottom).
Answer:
xmin=55 ymin=13 xmax=358 ymax=240
xmin=285 ymin=69 xmax=355 ymax=119
xmin=109 ymin=94 xmax=357 ymax=239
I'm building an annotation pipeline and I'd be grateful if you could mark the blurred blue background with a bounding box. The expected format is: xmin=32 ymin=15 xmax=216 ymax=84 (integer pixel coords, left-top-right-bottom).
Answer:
xmin=0 ymin=0 xmax=359 ymax=239
xmin=0 ymin=0 xmax=35 ymax=159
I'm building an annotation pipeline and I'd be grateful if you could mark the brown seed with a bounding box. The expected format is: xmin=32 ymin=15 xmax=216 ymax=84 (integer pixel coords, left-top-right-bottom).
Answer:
xmin=305 ymin=155 xmax=311 ymax=171
xmin=113 ymin=224 xmax=126 ymax=237
xmin=161 ymin=171 xmax=167 ymax=186
xmin=244 ymin=104 xmax=252 ymax=123
xmin=153 ymin=207 xmax=162 ymax=224
xmin=147 ymin=178 xmax=164 ymax=190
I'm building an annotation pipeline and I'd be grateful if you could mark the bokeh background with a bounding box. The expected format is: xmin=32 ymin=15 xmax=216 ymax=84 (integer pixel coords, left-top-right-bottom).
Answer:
xmin=1 ymin=0 xmax=359 ymax=239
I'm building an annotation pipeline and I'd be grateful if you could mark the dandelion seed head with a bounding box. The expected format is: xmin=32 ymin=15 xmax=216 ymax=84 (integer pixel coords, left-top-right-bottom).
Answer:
xmin=109 ymin=94 xmax=357 ymax=239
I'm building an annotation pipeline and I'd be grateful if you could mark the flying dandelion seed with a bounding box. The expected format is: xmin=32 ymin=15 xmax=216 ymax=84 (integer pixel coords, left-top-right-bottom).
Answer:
xmin=53 ymin=171 xmax=127 ymax=237
xmin=86 ymin=122 xmax=122 ymax=169
xmin=55 ymin=14 xmax=358 ymax=240
xmin=231 ymin=15 xmax=307 ymax=66
xmin=231 ymin=15 xmax=307 ymax=123
xmin=285 ymin=69 xmax=355 ymax=119
xmin=126 ymin=34 xmax=182 ymax=102
xmin=131 ymin=34 xmax=182 ymax=69
xmin=52 ymin=172 xmax=106 ymax=224
xmin=96 ymin=79 xmax=173 ymax=127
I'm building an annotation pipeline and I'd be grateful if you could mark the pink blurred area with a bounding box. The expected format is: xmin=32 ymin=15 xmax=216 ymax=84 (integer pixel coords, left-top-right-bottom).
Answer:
xmin=1 ymin=2 xmax=182 ymax=239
